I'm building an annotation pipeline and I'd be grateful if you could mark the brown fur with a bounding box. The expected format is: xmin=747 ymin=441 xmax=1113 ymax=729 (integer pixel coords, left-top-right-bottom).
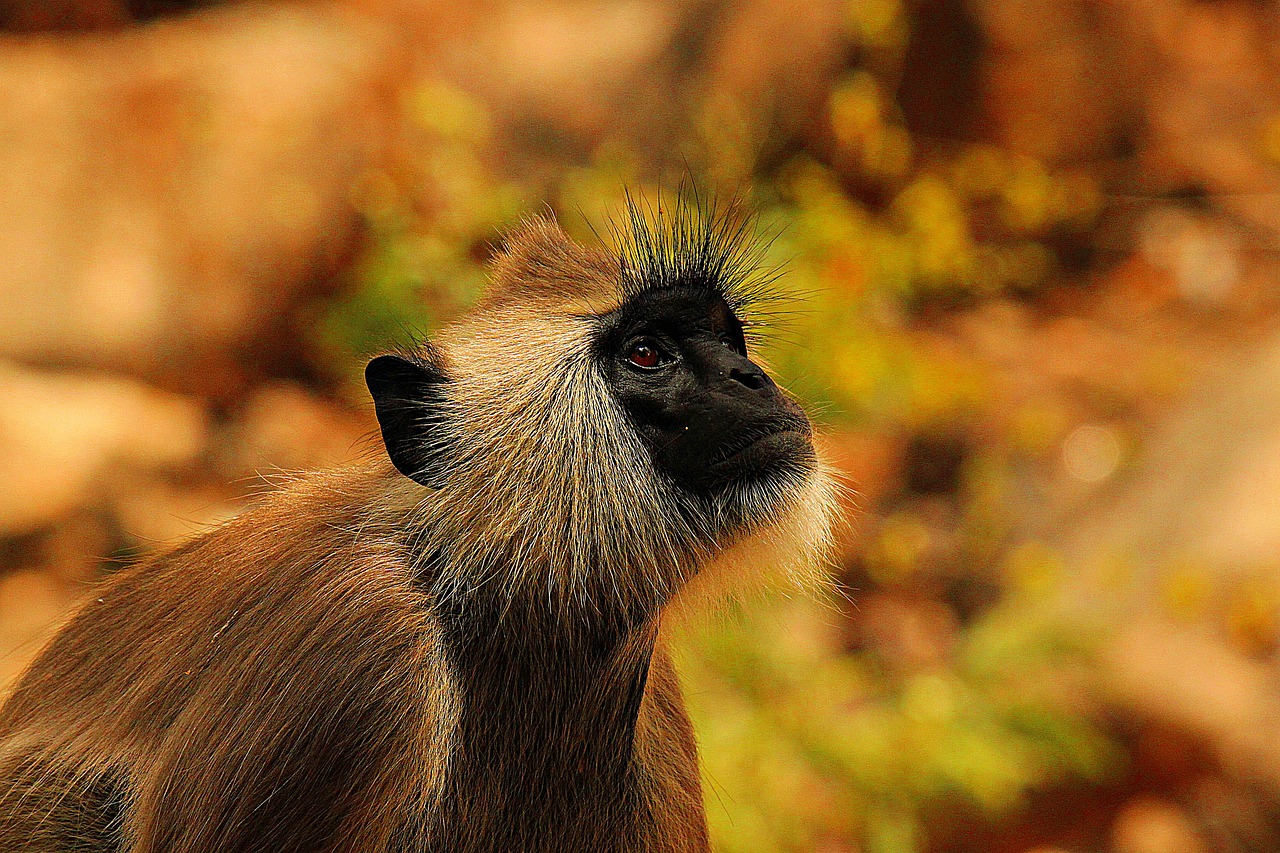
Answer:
xmin=0 ymin=216 xmax=834 ymax=852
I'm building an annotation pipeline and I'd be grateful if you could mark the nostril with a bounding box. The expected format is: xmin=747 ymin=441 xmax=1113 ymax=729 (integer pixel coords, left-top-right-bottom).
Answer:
xmin=729 ymin=367 xmax=767 ymax=391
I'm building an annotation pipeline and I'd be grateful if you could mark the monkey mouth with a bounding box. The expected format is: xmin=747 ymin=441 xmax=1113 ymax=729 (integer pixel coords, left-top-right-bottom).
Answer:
xmin=706 ymin=425 xmax=814 ymax=476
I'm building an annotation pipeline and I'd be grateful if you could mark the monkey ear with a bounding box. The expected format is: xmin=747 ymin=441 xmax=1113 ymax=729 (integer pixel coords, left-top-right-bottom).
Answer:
xmin=366 ymin=353 xmax=454 ymax=488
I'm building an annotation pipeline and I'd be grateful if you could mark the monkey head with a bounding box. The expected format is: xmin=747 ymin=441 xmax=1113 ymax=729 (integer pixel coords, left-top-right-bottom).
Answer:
xmin=366 ymin=204 xmax=836 ymax=624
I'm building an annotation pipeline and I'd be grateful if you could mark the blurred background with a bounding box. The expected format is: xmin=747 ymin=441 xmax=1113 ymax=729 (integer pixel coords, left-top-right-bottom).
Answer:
xmin=2 ymin=0 xmax=1280 ymax=850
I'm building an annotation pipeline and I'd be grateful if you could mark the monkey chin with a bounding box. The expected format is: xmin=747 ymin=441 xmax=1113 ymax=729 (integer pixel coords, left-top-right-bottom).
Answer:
xmin=669 ymin=440 xmax=841 ymax=625
xmin=706 ymin=422 xmax=818 ymax=521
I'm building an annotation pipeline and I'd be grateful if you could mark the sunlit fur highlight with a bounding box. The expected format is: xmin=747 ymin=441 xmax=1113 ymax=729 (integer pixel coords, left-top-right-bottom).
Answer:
xmin=668 ymin=454 xmax=842 ymax=626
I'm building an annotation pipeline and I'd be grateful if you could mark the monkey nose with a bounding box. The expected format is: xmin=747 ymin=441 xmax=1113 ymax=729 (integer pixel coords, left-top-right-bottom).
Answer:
xmin=728 ymin=365 xmax=773 ymax=392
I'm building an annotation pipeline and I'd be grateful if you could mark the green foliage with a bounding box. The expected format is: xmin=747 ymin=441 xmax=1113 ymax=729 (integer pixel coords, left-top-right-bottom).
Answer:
xmin=678 ymin=598 xmax=1117 ymax=853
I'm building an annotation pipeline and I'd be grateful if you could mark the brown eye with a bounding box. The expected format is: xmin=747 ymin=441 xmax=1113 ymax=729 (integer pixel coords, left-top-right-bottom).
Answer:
xmin=627 ymin=341 xmax=663 ymax=369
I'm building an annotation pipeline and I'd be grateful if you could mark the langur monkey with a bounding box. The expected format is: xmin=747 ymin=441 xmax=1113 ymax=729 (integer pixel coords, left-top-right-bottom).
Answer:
xmin=0 ymin=202 xmax=836 ymax=852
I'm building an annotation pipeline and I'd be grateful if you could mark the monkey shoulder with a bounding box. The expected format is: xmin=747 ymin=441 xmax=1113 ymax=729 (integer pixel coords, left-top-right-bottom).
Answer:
xmin=5 ymin=469 xmax=436 ymax=718
xmin=0 ymin=468 xmax=451 ymax=853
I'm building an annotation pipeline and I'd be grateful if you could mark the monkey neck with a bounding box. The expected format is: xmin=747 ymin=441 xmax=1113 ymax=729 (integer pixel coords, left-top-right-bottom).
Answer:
xmin=432 ymin=596 xmax=659 ymax=848
xmin=440 ymin=601 xmax=657 ymax=765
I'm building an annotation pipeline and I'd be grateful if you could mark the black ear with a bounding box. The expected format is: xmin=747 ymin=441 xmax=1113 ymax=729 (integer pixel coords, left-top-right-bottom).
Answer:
xmin=366 ymin=353 xmax=453 ymax=488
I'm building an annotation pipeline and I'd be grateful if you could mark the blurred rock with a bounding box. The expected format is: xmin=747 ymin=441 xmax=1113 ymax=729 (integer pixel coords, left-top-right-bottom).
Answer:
xmin=0 ymin=0 xmax=220 ymax=32
xmin=973 ymin=0 xmax=1122 ymax=164
xmin=111 ymin=477 xmax=238 ymax=547
xmin=217 ymin=381 xmax=372 ymax=477
xmin=0 ymin=4 xmax=396 ymax=396
xmin=1139 ymin=208 xmax=1241 ymax=308
xmin=1111 ymin=797 xmax=1207 ymax=853
xmin=1055 ymin=332 xmax=1280 ymax=578
xmin=0 ymin=568 xmax=74 ymax=699
xmin=1188 ymin=775 xmax=1280 ymax=852
xmin=1104 ymin=619 xmax=1280 ymax=792
xmin=0 ymin=359 xmax=206 ymax=536
xmin=440 ymin=0 xmax=676 ymax=141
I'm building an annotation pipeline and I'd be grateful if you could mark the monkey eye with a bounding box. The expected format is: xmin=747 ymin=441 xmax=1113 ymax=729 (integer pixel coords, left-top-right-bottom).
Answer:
xmin=625 ymin=339 xmax=667 ymax=370
xmin=720 ymin=335 xmax=740 ymax=353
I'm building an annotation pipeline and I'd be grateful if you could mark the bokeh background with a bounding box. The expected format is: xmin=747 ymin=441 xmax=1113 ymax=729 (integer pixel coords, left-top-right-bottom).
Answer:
xmin=3 ymin=1 xmax=1280 ymax=850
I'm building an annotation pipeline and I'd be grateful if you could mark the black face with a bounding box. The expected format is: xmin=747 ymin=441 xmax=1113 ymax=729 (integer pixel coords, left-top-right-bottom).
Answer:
xmin=600 ymin=286 xmax=814 ymax=497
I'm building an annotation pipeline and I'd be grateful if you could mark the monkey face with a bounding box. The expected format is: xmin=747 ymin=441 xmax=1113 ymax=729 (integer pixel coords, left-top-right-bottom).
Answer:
xmin=366 ymin=214 xmax=835 ymax=612
xmin=600 ymin=285 xmax=815 ymax=498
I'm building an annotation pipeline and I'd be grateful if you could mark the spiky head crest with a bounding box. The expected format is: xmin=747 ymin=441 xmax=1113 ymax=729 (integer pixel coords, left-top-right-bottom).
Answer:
xmin=614 ymin=191 xmax=779 ymax=321
xmin=470 ymin=193 xmax=778 ymax=323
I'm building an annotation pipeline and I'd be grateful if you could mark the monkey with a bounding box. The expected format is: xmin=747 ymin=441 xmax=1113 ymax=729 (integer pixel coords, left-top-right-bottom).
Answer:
xmin=0 ymin=200 xmax=837 ymax=853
